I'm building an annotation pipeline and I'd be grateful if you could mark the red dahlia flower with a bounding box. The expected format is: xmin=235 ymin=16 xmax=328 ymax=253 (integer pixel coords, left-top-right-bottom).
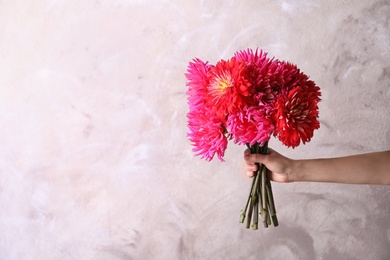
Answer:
xmin=207 ymin=57 xmax=253 ymax=118
xmin=273 ymin=86 xmax=321 ymax=148
xmin=187 ymin=106 xmax=228 ymax=161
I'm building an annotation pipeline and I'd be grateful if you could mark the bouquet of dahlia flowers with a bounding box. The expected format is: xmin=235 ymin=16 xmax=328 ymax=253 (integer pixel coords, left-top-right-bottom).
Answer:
xmin=185 ymin=48 xmax=321 ymax=229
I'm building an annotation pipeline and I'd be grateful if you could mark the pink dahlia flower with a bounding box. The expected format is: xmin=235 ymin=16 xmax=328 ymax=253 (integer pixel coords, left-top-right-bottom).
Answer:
xmin=187 ymin=106 xmax=228 ymax=161
xmin=227 ymin=105 xmax=274 ymax=147
xmin=185 ymin=58 xmax=211 ymax=111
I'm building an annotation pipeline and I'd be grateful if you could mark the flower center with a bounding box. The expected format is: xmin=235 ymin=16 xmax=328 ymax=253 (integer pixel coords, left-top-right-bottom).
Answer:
xmin=292 ymin=108 xmax=301 ymax=116
xmin=213 ymin=74 xmax=233 ymax=94
xmin=220 ymin=81 xmax=229 ymax=89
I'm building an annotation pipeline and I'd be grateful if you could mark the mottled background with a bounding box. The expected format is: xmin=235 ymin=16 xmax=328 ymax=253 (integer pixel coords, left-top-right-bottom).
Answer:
xmin=0 ymin=0 xmax=389 ymax=259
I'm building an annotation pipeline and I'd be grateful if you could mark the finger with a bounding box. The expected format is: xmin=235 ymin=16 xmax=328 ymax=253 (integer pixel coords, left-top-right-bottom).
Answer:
xmin=244 ymin=150 xmax=255 ymax=167
xmin=244 ymin=149 xmax=251 ymax=161
xmin=246 ymin=164 xmax=257 ymax=172
xmin=247 ymin=170 xmax=255 ymax=178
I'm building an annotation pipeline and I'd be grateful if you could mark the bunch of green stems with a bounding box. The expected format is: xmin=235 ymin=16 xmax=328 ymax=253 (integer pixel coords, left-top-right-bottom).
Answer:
xmin=240 ymin=142 xmax=279 ymax=229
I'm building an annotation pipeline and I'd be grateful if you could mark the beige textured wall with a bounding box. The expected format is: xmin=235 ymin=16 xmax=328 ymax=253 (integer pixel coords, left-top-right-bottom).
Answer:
xmin=0 ymin=1 xmax=389 ymax=259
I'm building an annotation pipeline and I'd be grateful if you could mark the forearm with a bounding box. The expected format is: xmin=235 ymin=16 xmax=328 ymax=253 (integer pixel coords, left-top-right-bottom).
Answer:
xmin=290 ymin=151 xmax=390 ymax=185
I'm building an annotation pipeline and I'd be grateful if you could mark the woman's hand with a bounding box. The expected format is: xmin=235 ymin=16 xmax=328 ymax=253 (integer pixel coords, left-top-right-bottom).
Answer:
xmin=244 ymin=148 xmax=294 ymax=183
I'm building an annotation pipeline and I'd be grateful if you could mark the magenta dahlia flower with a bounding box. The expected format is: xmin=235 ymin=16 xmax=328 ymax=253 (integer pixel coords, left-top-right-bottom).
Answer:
xmin=187 ymin=106 xmax=228 ymax=161
xmin=227 ymin=105 xmax=274 ymax=146
xmin=185 ymin=58 xmax=211 ymax=111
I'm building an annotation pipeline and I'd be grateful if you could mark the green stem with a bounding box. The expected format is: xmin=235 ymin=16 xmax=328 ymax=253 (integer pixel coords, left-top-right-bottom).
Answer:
xmin=240 ymin=171 xmax=256 ymax=223
xmin=246 ymin=196 xmax=253 ymax=229
xmin=266 ymin=179 xmax=279 ymax=227
xmin=261 ymin=164 xmax=268 ymax=228
xmin=252 ymin=192 xmax=259 ymax=230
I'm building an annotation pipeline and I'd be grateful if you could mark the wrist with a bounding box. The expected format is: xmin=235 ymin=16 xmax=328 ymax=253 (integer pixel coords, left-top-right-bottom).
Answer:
xmin=287 ymin=159 xmax=303 ymax=183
